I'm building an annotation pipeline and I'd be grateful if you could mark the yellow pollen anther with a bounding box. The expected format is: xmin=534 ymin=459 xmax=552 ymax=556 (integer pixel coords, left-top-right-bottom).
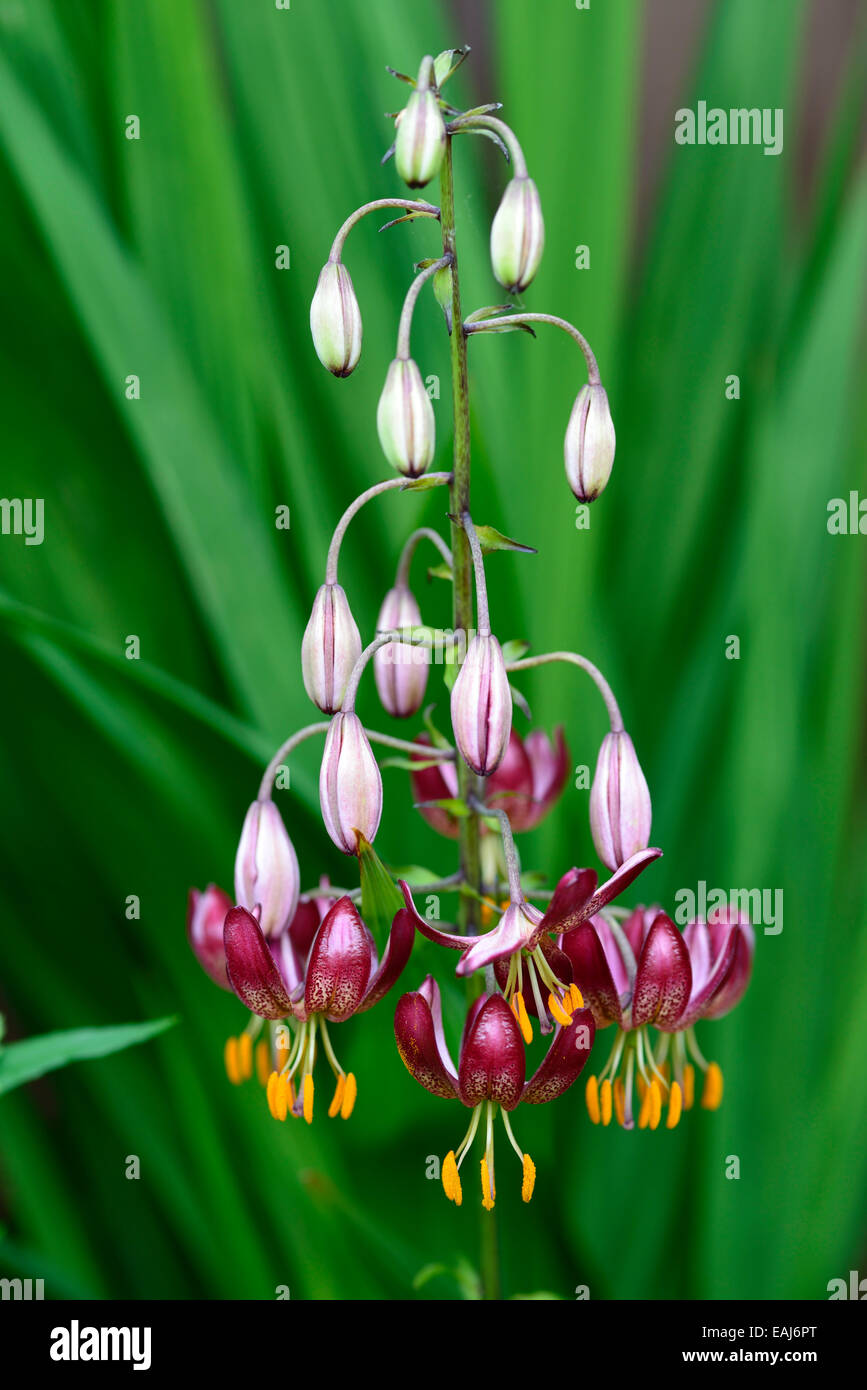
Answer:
xmin=442 ymin=1150 xmax=462 ymax=1206
xmin=521 ymin=1154 xmax=536 ymax=1203
xmin=585 ymin=1075 xmax=601 ymax=1125
xmin=666 ymin=1080 xmax=683 ymax=1128
xmin=224 ymin=1037 xmax=242 ymax=1086
xmin=683 ymin=1063 xmax=695 ymax=1110
xmin=255 ymin=1040 xmax=270 ymax=1087
xmin=637 ymin=1086 xmax=651 ymax=1129
xmin=649 ymin=1078 xmax=663 ymax=1130
xmin=303 ymin=1073 xmax=314 ymax=1124
xmin=480 ymin=1157 xmax=495 ymax=1211
xmin=266 ymin=1070 xmax=280 ymax=1119
xmin=340 ymin=1072 xmax=357 ymax=1119
xmin=613 ymin=1077 xmax=626 ymax=1128
xmin=511 ymin=991 xmax=533 ymax=1045
xmin=600 ymin=1078 xmax=613 ymax=1126
xmin=274 ymin=1073 xmax=289 ymax=1122
xmin=238 ymin=1032 xmax=253 ymax=1081
xmin=568 ymin=983 xmax=584 ymax=1010
xmin=548 ymin=992 xmax=574 ymax=1028
xmin=701 ymin=1062 xmax=724 ymax=1110
xmin=328 ymin=1073 xmax=346 ymax=1118
xmin=637 ymin=1075 xmax=647 ymax=1101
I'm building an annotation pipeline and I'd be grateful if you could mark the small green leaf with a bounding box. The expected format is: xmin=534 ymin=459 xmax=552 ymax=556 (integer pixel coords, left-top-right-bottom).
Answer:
xmin=400 ymin=473 xmax=451 ymax=492
xmin=385 ymin=864 xmax=445 ymax=887
xmin=428 ymin=562 xmax=453 ymax=582
xmin=475 ymin=525 xmax=537 ymax=556
xmin=0 ymin=1017 xmax=177 ymax=1097
xmin=510 ymin=684 xmax=532 ymax=720
xmin=501 ymin=639 xmax=530 ymax=663
xmin=414 ymin=797 xmax=470 ymax=818
xmin=464 ymin=303 xmax=514 ymax=325
xmin=357 ymin=834 xmax=404 ymax=941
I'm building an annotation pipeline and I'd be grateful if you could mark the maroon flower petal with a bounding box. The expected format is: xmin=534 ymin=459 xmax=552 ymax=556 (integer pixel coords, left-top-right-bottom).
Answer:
xmin=456 ymin=902 xmax=539 ymax=976
xmin=560 ymin=922 xmax=624 ymax=1027
xmin=410 ymin=735 xmax=461 ymax=839
xmin=457 ymin=995 xmax=526 ymax=1110
xmin=631 ymin=913 xmax=692 ymax=1029
xmin=486 ymin=729 xmax=535 ymax=826
xmin=304 ymin=896 xmax=375 ymax=1021
xmin=533 ymin=867 xmax=598 ymax=938
xmin=702 ymin=921 xmax=755 ymax=1020
xmin=394 ymin=979 xmax=459 ymax=1099
xmin=224 ymin=906 xmax=295 ymax=1019
xmin=357 ymin=905 xmax=416 ymax=1012
xmin=578 ymin=848 xmax=663 ymax=924
xmin=515 ymin=726 xmax=570 ymax=832
xmin=397 ymin=879 xmax=468 ymax=950
xmin=522 ymin=1007 xmax=596 ymax=1104
xmin=288 ymin=896 xmax=325 ymax=965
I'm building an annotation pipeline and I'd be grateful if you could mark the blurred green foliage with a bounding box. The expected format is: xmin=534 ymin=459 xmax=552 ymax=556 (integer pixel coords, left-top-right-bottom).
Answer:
xmin=0 ymin=0 xmax=865 ymax=1300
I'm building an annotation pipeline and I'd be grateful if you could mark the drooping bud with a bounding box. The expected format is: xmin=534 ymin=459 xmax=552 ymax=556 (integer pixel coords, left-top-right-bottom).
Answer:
xmin=301 ymin=583 xmax=362 ymax=714
xmin=490 ymin=176 xmax=544 ymax=294
xmin=395 ymin=57 xmax=446 ymax=189
xmin=376 ymin=358 xmax=436 ymax=477
xmin=187 ymin=884 xmax=233 ymax=989
xmin=564 ymin=383 xmax=616 ymax=503
xmin=310 ymin=260 xmax=362 ymax=377
xmin=589 ymin=731 xmax=652 ymax=872
xmin=320 ymin=712 xmax=383 ymax=855
xmin=374 ymin=585 xmax=429 ymax=718
xmin=234 ymin=800 xmax=301 ymax=938
xmin=450 ymin=634 xmax=512 ymax=776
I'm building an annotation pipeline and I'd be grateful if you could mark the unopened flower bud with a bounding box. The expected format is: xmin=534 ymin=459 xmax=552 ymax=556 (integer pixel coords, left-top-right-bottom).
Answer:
xmin=450 ymin=634 xmax=512 ymax=776
xmin=490 ymin=176 xmax=544 ymax=294
xmin=589 ymin=731 xmax=652 ymax=871
xmin=310 ymin=260 xmax=362 ymax=377
xmin=301 ymin=583 xmax=362 ymax=714
xmin=234 ymin=800 xmax=300 ymax=937
xmin=376 ymin=358 xmax=436 ymax=477
xmin=373 ymin=585 xmax=429 ymax=718
xmin=395 ymin=58 xmax=446 ymax=188
xmin=564 ymin=383 xmax=616 ymax=503
xmin=320 ymin=712 xmax=383 ymax=855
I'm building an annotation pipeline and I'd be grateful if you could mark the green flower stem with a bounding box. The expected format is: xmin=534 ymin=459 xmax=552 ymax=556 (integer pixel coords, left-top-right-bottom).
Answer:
xmin=465 ymin=312 xmax=601 ymax=385
xmin=328 ymin=198 xmax=440 ymax=261
xmin=506 ymin=650 xmax=623 ymax=732
xmin=396 ymin=254 xmax=452 ymax=359
xmin=325 ymin=474 xmax=451 ymax=585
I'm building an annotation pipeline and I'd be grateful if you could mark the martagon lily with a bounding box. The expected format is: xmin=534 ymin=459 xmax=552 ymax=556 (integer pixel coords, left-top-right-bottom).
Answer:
xmin=398 ymin=848 xmax=661 ymax=1041
xmin=395 ymin=977 xmax=595 ymax=1209
xmin=222 ymin=891 xmax=414 ymax=1122
xmin=563 ymin=905 xmax=754 ymax=1130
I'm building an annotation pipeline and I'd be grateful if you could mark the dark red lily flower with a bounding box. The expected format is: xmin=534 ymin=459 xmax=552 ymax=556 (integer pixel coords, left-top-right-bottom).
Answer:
xmin=396 ymin=848 xmax=660 ymax=1041
xmin=222 ymin=892 xmax=415 ymax=1123
xmin=410 ymin=726 xmax=571 ymax=839
xmin=395 ymin=977 xmax=595 ymax=1209
xmin=563 ymin=905 xmax=754 ymax=1131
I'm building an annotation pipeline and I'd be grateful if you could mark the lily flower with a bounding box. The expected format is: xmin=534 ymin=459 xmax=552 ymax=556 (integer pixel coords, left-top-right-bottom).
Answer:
xmin=222 ymin=892 xmax=414 ymax=1122
xmin=398 ymin=849 xmax=661 ymax=1039
xmin=394 ymin=977 xmax=595 ymax=1209
xmin=563 ymin=905 xmax=753 ymax=1130
xmin=410 ymin=726 xmax=570 ymax=839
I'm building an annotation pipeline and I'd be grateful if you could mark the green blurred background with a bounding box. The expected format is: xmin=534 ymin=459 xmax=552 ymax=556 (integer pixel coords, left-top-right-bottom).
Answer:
xmin=1 ymin=0 xmax=865 ymax=1300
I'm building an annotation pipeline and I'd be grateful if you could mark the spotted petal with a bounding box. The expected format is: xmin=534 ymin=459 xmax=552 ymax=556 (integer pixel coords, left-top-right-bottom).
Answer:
xmin=357 ymin=905 xmax=416 ymax=1013
xmin=457 ymin=995 xmax=525 ymax=1110
xmin=224 ymin=905 xmax=295 ymax=1019
xmin=522 ymin=1007 xmax=596 ymax=1104
xmin=560 ymin=921 xmax=625 ymax=1027
xmin=394 ymin=976 xmax=459 ymax=1099
xmin=631 ymin=913 xmax=691 ymax=1028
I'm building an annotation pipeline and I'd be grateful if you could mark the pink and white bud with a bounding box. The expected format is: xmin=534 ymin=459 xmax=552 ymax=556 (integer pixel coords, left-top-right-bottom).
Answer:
xmin=564 ymin=383 xmax=616 ymax=503
xmin=310 ymin=260 xmax=362 ymax=377
xmin=376 ymin=358 xmax=436 ymax=477
xmin=187 ymin=884 xmax=233 ymax=989
xmin=374 ymin=585 xmax=429 ymax=719
xmin=450 ymin=634 xmax=512 ymax=776
xmin=319 ymin=712 xmax=383 ymax=855
xmin=490 ymin=176 xmax=544 ymax=294
xmin=589 ymin=731 xmax=652 ymax=872
xmin=395 ymin=58 xmax=446 ymax=188
xmin=301 ymin=583 xmax=362 ymax=714
xmin=234 ymin=800 xmax=300 ymax=938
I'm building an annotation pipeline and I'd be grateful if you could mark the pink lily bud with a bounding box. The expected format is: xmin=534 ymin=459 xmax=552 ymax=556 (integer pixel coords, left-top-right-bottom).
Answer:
xmin=490 ymin=176 xmax=544 ymax=294
xmin=320 ymin=712 xmax=383 ymax=855
xmin=301 ymin=583 xmax=362 ymax=714
xmin=187 ymin=884 xmax=233 ymax=989
xmin=234 ymin=799 xmax=300 ymax=938
xmin=450 ymin=634 xmax=512 ymax=776
xmin=376 ymin=358 xmax=436 ymax=477
xmin=310 ymin=260 xmax=362 ymax=377
xmin=374 ymin=585 xmax=429 ymax=718
xmin=589 ymin=730 xmax=652 ymax=872
xmin=564 ymin=383 xmax=616 ymax=503
xmin=394 ymin=57 xmax=446 ymax=188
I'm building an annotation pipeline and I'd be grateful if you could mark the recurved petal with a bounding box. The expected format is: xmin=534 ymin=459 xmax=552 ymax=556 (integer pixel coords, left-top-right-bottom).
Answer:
xmin=396 ymin=879 xmax=468 ymax=951
xmin=701 ymin=920 xmax=755 ymax=1020
xmin=532 ymin=867 xmax=598 ymax=940
xmin=304 ymin=896 xmax=375 ymax=1020
xmin=457 ymin=995 xmax=526 ymax=1110
xmin=631 ymin=913 xmax=692 ymax=1029
xmin=224 ymin=906 xmax=295 ymax=1019
xmin=187 ymin=885 xmax=233 ymax=989
xmin=357 ymin=905 xmax=416 ymax=1012
xmin=560 ymin=921 xmax=624 ymax=1027
xmin=575 ymin=848 xmax=663 ymax=928
xmin=394 ymin=979 xmax=459 ymax=1099
xmin=455 ymin=901 xmax=540 ymax=977
xmin=522 ymin=1007 xmax=596 ymax=1104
